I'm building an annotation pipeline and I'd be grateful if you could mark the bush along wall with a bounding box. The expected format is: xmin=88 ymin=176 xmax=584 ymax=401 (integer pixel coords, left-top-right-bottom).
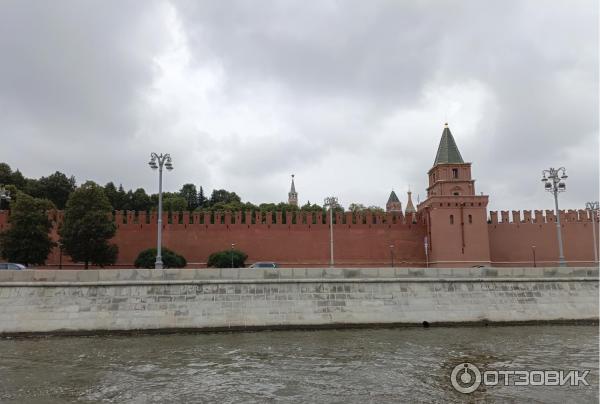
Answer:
xmin=207 ymin=249 xmax=248 ymax=268
xmin=134 ymin=248 xmax=187 ymax=269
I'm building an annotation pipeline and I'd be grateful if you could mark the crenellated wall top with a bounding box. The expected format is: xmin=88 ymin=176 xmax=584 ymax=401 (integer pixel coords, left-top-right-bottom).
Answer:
xmin=0 ymin=210 xmax=424 ymax=227
xmin=488 ymin=209 xmax=596 ymax=224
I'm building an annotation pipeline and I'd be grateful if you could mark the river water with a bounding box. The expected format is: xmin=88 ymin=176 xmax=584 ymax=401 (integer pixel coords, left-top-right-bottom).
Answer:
xmin=0 ymin=325 xmax=597 ymax=403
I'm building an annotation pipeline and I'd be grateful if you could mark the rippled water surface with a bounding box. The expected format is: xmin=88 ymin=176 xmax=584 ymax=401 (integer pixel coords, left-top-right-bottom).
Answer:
xmin=0 ymin=325 xmax=597 ymax=403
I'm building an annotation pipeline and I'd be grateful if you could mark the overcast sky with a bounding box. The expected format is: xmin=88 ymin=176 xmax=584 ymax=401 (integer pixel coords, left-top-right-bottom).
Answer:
xmin=0 ymin=1 xmax=597 ymax=212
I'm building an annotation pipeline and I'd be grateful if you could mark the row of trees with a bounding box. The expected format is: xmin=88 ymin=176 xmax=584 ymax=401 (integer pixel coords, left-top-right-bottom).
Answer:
xmin=0 ymin=182 xmax=117 ymax=268
xmin=0 ymin=184 xmax=383 ymax=269
xmin=0 ymin=163 xmax=388 ymax=267
xmin=0 ymin=163 xmax=75 ymax=209
xmin=1 ymin=162 xmax=384 ymax=214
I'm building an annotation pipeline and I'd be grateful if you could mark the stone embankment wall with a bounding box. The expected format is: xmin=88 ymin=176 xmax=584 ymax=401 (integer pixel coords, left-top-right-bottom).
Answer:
xmin=0 ymin=267 xmax=597 ymax=335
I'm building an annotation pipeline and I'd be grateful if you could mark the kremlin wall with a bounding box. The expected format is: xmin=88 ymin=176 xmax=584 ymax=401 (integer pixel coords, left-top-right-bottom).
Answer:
xmin=0 ymin=125 xmax=597 ymax=268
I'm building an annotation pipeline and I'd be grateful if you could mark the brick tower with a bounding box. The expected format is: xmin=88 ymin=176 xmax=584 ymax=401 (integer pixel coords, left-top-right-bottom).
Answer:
xmin=386 ymin=190 xmax=402 ymax=213
xmin=417 ymin=123 xmax=490 ymax=267
xmin=288 ymin=174 xmax=298 ymax=206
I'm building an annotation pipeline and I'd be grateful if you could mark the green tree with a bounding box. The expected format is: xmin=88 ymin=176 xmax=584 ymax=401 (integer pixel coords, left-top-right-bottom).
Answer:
xmin=348 ymin=203 xmax=383 ymax=213
xmin=24 ymin=178 xmax=42 ymax=198
xmin=348 ymin=203 xmax=366 ymax=212
xmin=0 ymin=163 xmax=29 ymax=190
xmin=162 ymin=196 xmax=187 ymax=211
xmin=197 ymin=186 xmax=207 ymax=208
xmin=207 ymin=249 xmax=248 ymax=268
xmin=179 ymin=184 xmax=198 ymax=210
xmin=0 ymin=163 xmax=12 ymax=185
xmin=116 ymin=184 xmax=127 ymax=210
xmin=209 ymin=189 xmax=241 ymax=206
xmin=11 ymin=169 xmax=26 ymax=190
xmin=131 ymin=188 xmax=152 ymax=211
xmin=367 ymin=205 xmax=384 ymax=213
xmin=0 ymin=192 xmax=55 ymax=266
xmin=37 ymin=171 xmax=76 ymax=209
xmin=134 ymin=247 xmax=187 ymax=268
xmin=103 ymin=182 xmax=119 ymax=210
xmin=59 ymin=181 xmax=118 ymax=269
xmin=300 ymin=202 xmax=324 ymax=212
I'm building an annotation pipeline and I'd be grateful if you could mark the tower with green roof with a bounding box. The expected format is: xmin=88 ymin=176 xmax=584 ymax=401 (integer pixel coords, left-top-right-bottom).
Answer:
xmin=386 ymin=190 xmax=402 ymax=213
xmin=417 ymin=123 xmax=491 ymax=267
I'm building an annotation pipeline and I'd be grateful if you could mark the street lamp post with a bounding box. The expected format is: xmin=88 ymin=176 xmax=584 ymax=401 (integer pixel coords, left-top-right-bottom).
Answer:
xmin=424 ymin=236 xmax=429 ymax=268
xmin=532 ymin=245 xmax=536 ymax=268
xmin=389 ymin=245 xmax=395 ymax=268
xmin=585 ymin=201 xmax=599 ymax=264
xmin=231 ymin=243 xmax=235 ymax=268
xmin=0 ymin=186 xmax=11 ymax=209
xmin=149 ymin=153 xmax=173 ymax=269
xmin=541 ymin=167 xmax=568 ymax=267
xmin=324 ymin=196 xmax=338 ymax=267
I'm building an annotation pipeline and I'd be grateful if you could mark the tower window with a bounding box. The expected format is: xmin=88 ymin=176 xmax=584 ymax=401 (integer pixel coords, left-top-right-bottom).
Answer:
xmin=450 ymin=214 xmax=454 ymax=225
xmin=453 ymin=192 xmax=459 ymax=196
xmin=468 ymin=214 xmax=472 ymax=224
xmin=452 ymin=168 xmax=458 ymax=178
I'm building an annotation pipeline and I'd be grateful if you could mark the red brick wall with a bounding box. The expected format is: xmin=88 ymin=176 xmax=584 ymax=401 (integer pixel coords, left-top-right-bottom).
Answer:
xmin=9 ymin=210 xmax=426 ymax=268
xmin=488 ymin=209 xmax=598 ymax=267
xmin=1 ymin=209 xmax=596 ymax=268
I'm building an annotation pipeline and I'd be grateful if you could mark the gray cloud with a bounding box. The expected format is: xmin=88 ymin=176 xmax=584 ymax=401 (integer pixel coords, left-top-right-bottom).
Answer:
xmin=0 ymin=0 xmax=596 ymax=211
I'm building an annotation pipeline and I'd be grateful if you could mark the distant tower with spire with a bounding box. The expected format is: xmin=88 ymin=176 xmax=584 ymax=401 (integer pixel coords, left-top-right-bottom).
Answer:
xmin=386 ymin=190 xmax=402 ymax=213
xmin=405 ymin=188 xmax=416 ymax=217
xmin=288 ymin=174 xmax=298 ymax=206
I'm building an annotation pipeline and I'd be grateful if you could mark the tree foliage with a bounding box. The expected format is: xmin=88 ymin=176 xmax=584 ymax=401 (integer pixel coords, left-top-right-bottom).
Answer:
xmin=0 ymin=192 xmax=55 ymax=266
xmin=59 ymin=181 xmax=118 ymax=268
xmin=162 ymin=196 xmax=187 ymax=212
xmin=179 ymin=184 xmax=198 ymax=210
xmin=0 ymin=161 xmax=385 ymax=216
xmin=207 ymin=249 xmax=248 ymax=268
xmin=134 ymin=247 xmax=187 ymax=268
xmin=36 ymin=171 xmax=76 ymax=209
xmin=197 ymin=186 xmax=207 ymax=209
xmin=209 ymin=189 xmax=241 ymax=206
xmin=348 ymin=203 xmax=384 ymax=213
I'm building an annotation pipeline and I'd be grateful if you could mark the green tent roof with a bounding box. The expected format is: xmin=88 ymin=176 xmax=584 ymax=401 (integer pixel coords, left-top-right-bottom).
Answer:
xmin=387 ymin=190 xmax=400 ymax=204
xmin=434 ymin=125 xmax=464 ymax=165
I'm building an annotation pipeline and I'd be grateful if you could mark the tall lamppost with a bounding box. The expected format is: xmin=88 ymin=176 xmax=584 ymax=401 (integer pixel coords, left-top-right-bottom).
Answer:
xmin=0 ymin=186 xmax=11 ymax=209
xmin=149 ymin=153 xmax=173 ymax=269
xmin=324 ymin=196 xmax=338 ymax=267
xmin=541 ymin=167 xmax=567 ymax=267
xmin=532 ymin=245 xmax=537 ymax=268
xmin=585 ymin=201 xmax=599 ymax=264
xmin=231 ymin=243 xmax=235 ymax=268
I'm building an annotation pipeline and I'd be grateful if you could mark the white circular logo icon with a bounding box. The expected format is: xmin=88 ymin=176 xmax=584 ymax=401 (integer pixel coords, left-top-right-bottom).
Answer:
xmin=451 ymin=362 xmax=481 ymax=394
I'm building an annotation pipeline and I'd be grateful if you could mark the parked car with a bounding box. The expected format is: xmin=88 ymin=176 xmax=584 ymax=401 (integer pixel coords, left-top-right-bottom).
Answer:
xmin=0 ymin=263 xmax=26 ymax=270
xmin=248 ymin=262 xmax=279 ymax=269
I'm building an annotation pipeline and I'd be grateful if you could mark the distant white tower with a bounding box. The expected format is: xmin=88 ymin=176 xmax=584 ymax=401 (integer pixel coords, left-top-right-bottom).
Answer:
xmin=288 ymin=174 xmax=298 ymax=206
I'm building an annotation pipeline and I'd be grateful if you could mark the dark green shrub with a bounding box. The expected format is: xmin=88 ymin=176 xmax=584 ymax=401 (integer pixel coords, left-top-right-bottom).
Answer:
xmin=134 ymin=247 xmax=187 ymax=268
xmin=207 ymin=249 xmax=247 ymax=268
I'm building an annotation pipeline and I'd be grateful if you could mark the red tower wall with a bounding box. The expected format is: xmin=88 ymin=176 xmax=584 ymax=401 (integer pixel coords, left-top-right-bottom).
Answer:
xmin=421 ymin=196 xmax=491 ymax=267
